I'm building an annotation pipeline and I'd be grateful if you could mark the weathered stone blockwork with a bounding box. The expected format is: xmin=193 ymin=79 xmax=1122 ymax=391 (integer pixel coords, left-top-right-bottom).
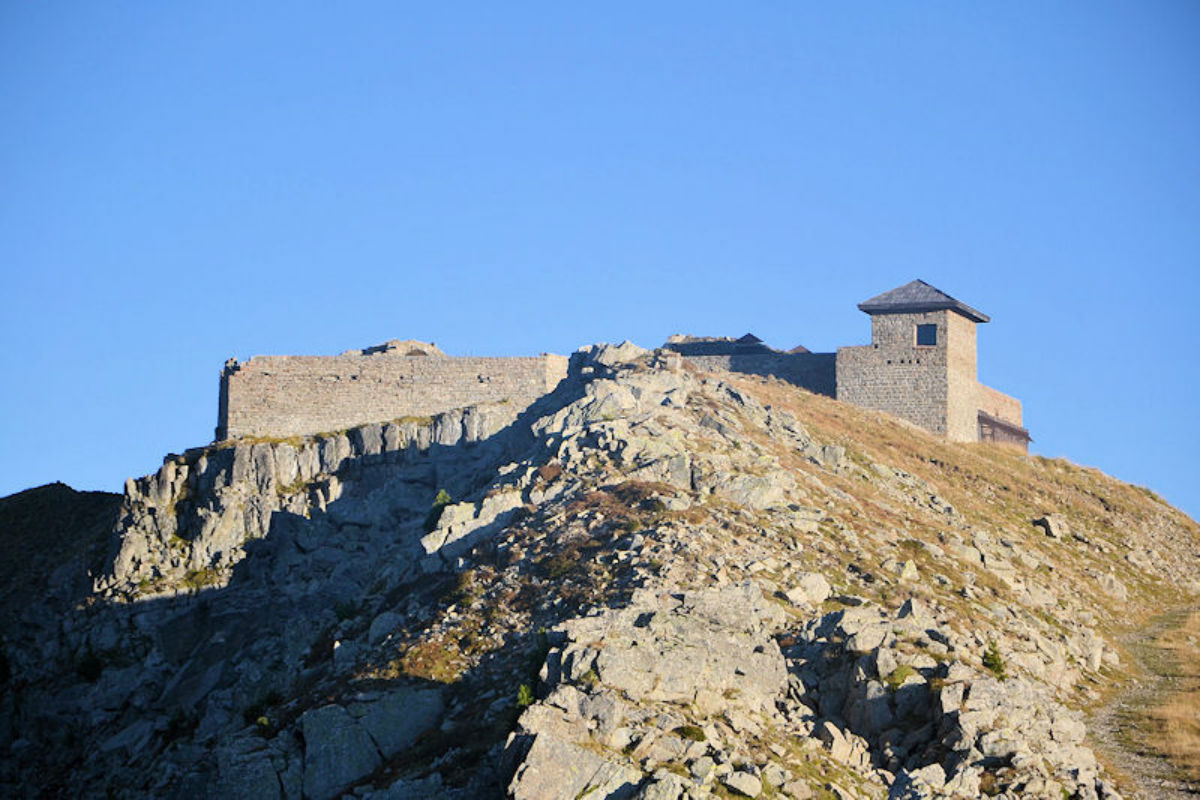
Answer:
xmin=217 ymin=350 xmax=567 ymax=441
xmin=670 ymin=281 xmax=1028 ymax=449
xmin=978 ymin=383 xmax=1022 ymax=425
xmin=682 ymin=353 xmax=836 ymax=397
xmin=835 ymin=303 xmax=1025 ymax=445
xmin=837 ymin=311 xmax=953 ymax=435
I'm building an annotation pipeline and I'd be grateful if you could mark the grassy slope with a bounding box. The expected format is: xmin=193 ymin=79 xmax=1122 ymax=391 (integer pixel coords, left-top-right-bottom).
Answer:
xmin=725 ymin=370 xmax=1200 ymax=792
xmin=1146 ymin=610 xmax=1200 ymax=782
xmin=731 ymin=371 xmax=1199 ymax=622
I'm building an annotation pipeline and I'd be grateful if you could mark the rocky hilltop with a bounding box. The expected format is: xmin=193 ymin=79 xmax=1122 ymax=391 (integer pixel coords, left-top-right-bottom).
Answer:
xmin=1 ymin=344 xmax=1198 ymax=799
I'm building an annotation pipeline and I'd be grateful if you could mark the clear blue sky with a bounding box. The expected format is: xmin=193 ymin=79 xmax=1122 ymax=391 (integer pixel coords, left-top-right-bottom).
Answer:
xmin=2 ymin=3 xmax=1198 ymax=520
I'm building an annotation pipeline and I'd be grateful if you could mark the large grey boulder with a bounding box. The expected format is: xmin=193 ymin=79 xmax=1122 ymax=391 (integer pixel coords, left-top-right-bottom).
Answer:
xmin=355 ymin=687 xmax=443 ymax=759
xmin=368 ymin=611 xmax=403 ymax=646
xmin=1032 ymin=514 xmax=1070 ymax=539
xmin=216 ymin=733 xmax=284 ymax=799
xmin=588 ymin=341 xmax=650 ymax=369
xmin=506 ymin=584 xmax=786 ymax=798
xmin=636 ymin=772 xmax=689 ymax=799
xmin=508 ymin=732 xmax=641 ymax=800
xmin=420 ymin=490 xmax=525 ymax=560
xmin=785 ymin=572 xmax=831 ymax=607
xmin=301 ymin=704 xmax=381 ymax=800
xmin=722 ymin=770 xmax=763 ymax=798
xmin=552 ymin=583 xmax=787 ymax=713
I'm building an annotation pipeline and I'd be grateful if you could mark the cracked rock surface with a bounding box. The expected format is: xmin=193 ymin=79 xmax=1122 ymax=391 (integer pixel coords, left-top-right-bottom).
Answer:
xmin=0 ymin=343 xmax=1197 ymax=799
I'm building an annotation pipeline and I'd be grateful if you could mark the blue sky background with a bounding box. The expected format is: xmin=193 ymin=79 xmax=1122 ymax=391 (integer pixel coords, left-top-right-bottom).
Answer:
xmin=2 ymin=3 xmax=1198 ymax=520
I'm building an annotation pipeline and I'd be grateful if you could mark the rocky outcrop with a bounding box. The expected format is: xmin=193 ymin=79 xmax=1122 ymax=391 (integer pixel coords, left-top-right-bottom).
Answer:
xmin=785 ymin=602 xmax=1116 ymax=799
xmin=299 ymin=688 xmax=443 ymax=800
xmin=2 ymin=342 xmax=1197 ymax=799
xmin=97 ymin=403 xmax=521 ymax=597
xmin=507 ymin=583 xmax=790 ymax=799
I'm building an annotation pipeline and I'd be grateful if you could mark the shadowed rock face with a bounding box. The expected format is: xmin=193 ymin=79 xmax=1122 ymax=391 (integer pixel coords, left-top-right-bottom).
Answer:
xmin=0 ymin=482 xmax=121 ymax=621
xmin=0 ymin=343 xmax=1196 ymax=799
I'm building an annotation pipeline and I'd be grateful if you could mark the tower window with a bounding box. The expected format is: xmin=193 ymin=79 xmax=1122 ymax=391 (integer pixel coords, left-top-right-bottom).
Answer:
xmin=916 ymin=324 xmax=937 ymax=346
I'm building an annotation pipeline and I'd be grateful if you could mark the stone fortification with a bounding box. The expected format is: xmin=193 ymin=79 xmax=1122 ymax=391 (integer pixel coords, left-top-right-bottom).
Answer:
xmin=216 ymin=339 xmax=567 ymax=441
xmin=978 ymin=383 xmax=1023 ymax=426
xmin=836 ymin=287 xmax=1026 ymax=446
xmin=213 ymin=281 xmax=1027 ymax=449
xmin=679 ymin=353 xmax=836 ymax=397
xmin=664 ymin=335 xmax=836 ymax=398
xmin=668 ymin=281 xmax=1029 ymax=449
xmin=836 ymin=311 xmax=955 ymax=435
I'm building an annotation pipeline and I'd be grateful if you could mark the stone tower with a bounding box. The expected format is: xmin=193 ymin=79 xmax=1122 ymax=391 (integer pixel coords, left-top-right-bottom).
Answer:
xmin=836 ymin=280 xmax=1029 ymax=447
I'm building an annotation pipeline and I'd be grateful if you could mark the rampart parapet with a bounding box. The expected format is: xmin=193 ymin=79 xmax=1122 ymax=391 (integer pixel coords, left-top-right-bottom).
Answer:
xmin=216 ymin=340 xmax=567 ymax=441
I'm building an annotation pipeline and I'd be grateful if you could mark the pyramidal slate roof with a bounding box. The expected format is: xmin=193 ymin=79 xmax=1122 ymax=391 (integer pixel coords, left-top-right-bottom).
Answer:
xmin=858 ymin=280 xmax=990 ymax=323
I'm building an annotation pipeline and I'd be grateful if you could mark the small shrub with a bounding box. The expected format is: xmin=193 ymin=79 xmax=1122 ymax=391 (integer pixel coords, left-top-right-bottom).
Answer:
xmin=424 ymin=489 xmax=454 ymax=532
xmin=672 ymin=724 xmax=706 ymax=742
xmin=242 ymin=690 xmax=284 ymax=728
xmin=517 ymin=683 xmax=535 ymax=708
xmin=242 ymin=702 xmax=266 ymax=727
xmin=979 ymin=770 xmax=1001 ymax=796
xmin=444 ymin=569 xmax=483 ymax=607
xmin=182 ymin=568 xmax=220 ymax=591
xmin=537 ymin=462 xmax=563 ymax=483
xmin=544 ymin=552 xmax=578 ymax=579
xmin=885 ymin=665 xmax=917 ymax=691
xmin=136 ymin=575 xmax=163 ymax=594
xmin=982 ymin=640 xmax=1007 ymax=680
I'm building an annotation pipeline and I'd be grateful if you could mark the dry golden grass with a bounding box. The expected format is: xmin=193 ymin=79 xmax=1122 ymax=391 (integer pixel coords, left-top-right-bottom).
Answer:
xmin=1146 ymin=610 xmax=1200 ymax=781
xmin=715 ymin=371 xmax=1200 ymax=625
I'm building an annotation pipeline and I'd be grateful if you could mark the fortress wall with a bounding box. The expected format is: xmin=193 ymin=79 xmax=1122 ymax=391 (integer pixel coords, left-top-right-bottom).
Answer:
xmin=977 ymin=384 xmax=1023 ymax=428
xmin=945 ymin=311 xmax=981 ymax=442
xmin=835 ymin=312 xmax=950 ymax=435
xmin=218 ymin=353 xmax=568 ymax=440
xmin=681 ymin=353 xmax=836 ymax=396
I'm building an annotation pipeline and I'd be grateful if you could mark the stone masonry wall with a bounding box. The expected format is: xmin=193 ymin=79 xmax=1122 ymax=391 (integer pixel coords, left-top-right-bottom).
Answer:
xmin=217 ymin=352 xmax=568 ymax=440
xmin=977 ymin=384 xmax=1023 ymax=428
xmin=835 ymin=311 xmax=951 ymax=436
xmin=945 ymin=311 xmax=980 ymax=442
xmin=681 ymin=353 xmax=837 ymax=397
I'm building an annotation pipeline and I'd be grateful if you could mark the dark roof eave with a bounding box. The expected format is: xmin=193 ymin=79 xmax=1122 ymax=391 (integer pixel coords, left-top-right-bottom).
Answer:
xmin=977 ymin=411 xmax=1032 ymax=442
xmin=857 ymin=301 xmax=990 ymax=324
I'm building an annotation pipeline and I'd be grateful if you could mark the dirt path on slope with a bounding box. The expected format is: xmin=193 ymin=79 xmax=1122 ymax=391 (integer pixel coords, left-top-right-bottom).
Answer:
xmin=1088 ymin=608 xmax=1200 ymax=799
